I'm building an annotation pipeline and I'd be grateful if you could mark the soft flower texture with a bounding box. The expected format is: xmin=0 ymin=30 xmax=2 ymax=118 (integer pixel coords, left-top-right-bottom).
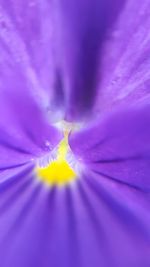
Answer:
xmin=0 ymin=1 xmax=150 ymax=267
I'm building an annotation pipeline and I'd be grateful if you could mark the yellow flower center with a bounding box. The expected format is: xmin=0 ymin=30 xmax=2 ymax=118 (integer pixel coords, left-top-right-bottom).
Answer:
xmin=36 ymin=130 xmax=76 ymax=187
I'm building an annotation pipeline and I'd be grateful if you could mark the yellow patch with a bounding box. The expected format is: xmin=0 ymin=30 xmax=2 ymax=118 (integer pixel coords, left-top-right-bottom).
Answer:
xmin=36 ymin=132 xmax=76 ymax=186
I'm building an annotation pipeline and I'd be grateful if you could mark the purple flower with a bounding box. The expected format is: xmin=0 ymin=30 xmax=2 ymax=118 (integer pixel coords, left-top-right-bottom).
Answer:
xmin=0 ymin=1 xmax=150 ymax=267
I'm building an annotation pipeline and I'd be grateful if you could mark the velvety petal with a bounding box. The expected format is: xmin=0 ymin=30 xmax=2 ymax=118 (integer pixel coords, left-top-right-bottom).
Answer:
xmin=0 ymin=2 xmax=63 ymax=169
xmin=0 ymin=66 xmax=62 ymax=171
xmin=0 ymin=1 xmax=65 ymax=115
xmin=93 ymin=0 xmax=150 ymax=115
xmin=0 ymin=168 xmax=150 ymax=267
xmin=69 ymin=105 xmax=150 ymax=191
xmin=1 ymin=0 xmax=150 ymax=121
xmin=53 ymin=0 xmax=126 ymax=121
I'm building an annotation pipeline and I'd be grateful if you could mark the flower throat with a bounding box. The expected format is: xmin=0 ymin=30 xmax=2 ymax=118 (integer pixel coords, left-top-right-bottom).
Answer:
xmin=36 ymin=129 xmax=76 ymax=186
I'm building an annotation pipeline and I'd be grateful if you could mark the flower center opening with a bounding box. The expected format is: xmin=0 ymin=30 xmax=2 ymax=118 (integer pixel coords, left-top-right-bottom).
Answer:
xmin=36 ymin=123 xmax=77 ymax=187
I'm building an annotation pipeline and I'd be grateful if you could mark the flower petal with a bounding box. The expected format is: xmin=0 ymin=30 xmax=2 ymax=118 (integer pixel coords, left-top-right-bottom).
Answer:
xmin=0 ymin=1 xmax=65 ymax=114
xmin=94 ymin=0 xmax=150 ymax=115
xmin=0 ymin=3 xmax=64 ymax=168
xmin=0 ymin=170 xmax=150 ymax=267
xmin=69 ymin=105 xmax=150 ymax=191
xmin=0 ymin=93 xmax=62 ymax=169
xmin=0 ymin=66 xmax=62 ymax=169
xmin=53 ymin=0 xmax=125 ymax=121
